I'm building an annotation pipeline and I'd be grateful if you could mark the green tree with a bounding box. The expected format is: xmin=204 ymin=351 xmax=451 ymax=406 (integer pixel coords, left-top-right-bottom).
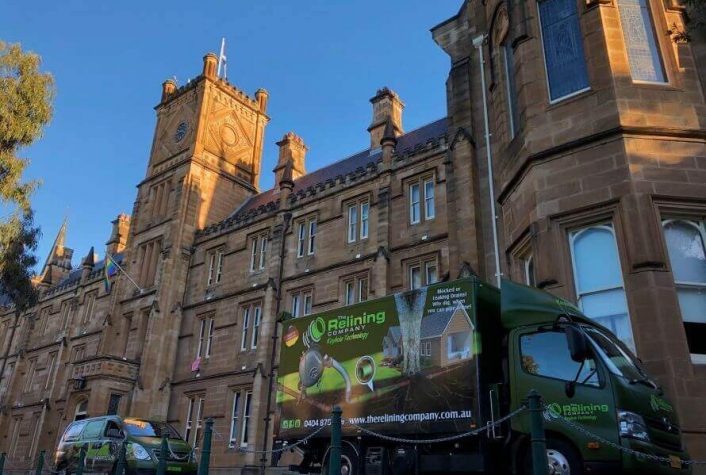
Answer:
xmin=0 ymin=41 xmax=54 ymax=311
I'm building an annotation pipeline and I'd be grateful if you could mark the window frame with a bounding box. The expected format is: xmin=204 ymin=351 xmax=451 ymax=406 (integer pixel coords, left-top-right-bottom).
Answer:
xmin=241 ymin=391 xmax=253 ymax=447
xmin=407 ymin=256 xmax=440 ymax=290
xmin=615 ymin=0 xmax=667 ymax=85
xmin=250 ymin=305 xmax=261 ymax=350
xmin=250 ymin=234 xmax=268 ymax=272
xmin=291 ymin=289 xmax=313 ymax=318
xmin=536 ymin=0 xmax=591 ymax=104
xmin=346 ymin=199 xmax=370 ymax=243
xmin=408 ymin=175 xmax=436 ymax=225
xmin=518 ymin=328 xmax=604 ymax=387
xmin=567 ymin=223 xmax=634 ymax=349
xmin=343 ymin=274 xmax=369 ymax=305
xmin=503 ymin=41 xmax=519 ymax=138
xmin=228 ymin=391 xmax=241 ymax=447
xmin=661 ymin=218 xmax=706 ymax=364
xmin=240 ymin=306 xmax=251 ymax=352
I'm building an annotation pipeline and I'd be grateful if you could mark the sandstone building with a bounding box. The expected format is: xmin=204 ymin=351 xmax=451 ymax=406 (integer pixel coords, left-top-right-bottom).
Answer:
xmin=1 ymin=0 xmax=705 ymax=472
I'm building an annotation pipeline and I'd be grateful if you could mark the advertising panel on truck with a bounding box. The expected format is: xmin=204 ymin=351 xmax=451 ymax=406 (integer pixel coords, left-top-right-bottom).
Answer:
xmin=276 ymin=280 xmax=483 ymax=439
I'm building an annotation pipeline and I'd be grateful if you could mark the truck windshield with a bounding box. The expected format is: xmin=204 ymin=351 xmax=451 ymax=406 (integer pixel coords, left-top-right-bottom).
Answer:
xmin=123 ymin=419 xmax=182 ymax=439
xmin=584 ymin=327 xmax=652 ymax=385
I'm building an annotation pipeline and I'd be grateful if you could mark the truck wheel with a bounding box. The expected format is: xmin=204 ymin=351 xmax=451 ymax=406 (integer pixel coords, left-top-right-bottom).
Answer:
xmin=323 ymin=444 xmax=359 ymax=475
xmin=524 ymin=438 xmax=583 ymax=475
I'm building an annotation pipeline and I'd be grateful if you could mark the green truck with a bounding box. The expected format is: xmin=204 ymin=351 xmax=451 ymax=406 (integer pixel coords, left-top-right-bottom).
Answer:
xmin=275 ymin=277 xmax=690 ymax=474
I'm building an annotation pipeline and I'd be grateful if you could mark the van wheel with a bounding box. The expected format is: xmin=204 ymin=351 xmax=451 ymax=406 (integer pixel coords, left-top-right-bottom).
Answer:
xmin=523 ymin=438 xmax=583 ymax=475
xmin=323 ymin=444 xmax=359 ymax=475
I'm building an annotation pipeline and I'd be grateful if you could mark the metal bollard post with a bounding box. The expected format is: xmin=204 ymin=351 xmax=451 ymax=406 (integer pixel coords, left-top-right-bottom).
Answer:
xmin=528 ymin=390 xmax=549 ymax=475
xmin=35 ymin=449 xmax=45 ymax=475
xmin=113 ymin=442 xmax=126 ymax=475
xmin=157 ymin=431 xmax=168 ymax=475
xmin=76 ymin=446 xmax=86 ymax=475
xmin=198 ymin=418 xmax=214 ymax=475
xmin=329 ymin=406 xmax=342 ymax=475
xmin=0 ymin=452 xmax=5 ymax=475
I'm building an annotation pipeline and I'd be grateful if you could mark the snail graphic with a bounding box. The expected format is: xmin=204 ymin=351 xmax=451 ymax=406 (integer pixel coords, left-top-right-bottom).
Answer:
xmin=298 ymin=317 xmax=352 ymax=402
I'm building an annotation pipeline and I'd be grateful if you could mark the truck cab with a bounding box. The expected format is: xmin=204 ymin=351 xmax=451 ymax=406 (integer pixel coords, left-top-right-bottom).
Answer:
xmin=502 ymin=279 xmax=690 ymax=474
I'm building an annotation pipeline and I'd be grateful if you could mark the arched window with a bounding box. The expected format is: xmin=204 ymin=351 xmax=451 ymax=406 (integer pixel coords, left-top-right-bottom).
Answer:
xmin=662 ymin=219 xmax=706 ymax=363
xmin=569 ymin=225 xmax=634 ymax=350
xmin=503 ymin=41 xmax=519 ymax=138
xmin=74 ymin=399 xmax=88 ymax=421
xmin=616 ymin=0 xmax=666 ymax=83
xmin=537 ymin=0 xmax=590 ymax=102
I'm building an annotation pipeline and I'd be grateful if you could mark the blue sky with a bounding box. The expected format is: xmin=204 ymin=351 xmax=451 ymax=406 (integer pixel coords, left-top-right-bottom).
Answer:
xmin=2 ymin=1 xmax=452 ymax=271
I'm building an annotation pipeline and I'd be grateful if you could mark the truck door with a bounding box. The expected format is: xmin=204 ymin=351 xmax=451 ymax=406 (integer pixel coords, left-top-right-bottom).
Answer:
xmin=510 ymin=328 xmax=620 ymax=464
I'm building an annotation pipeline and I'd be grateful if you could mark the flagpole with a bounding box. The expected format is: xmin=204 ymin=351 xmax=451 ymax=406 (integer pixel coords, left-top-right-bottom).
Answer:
xmin=107 ymin=253 xmax=143 ymax=293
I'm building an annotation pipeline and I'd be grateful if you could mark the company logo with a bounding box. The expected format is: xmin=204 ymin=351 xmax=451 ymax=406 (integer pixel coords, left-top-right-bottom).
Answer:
xmin=650 ymin=394 xmax=674 ymax=413
xmin=284 ymin=325 xmax=299 ymax=347
xmin=546 ymin=402 xmax=609 ymax=422
xmin=327 ymin=311 xmax=386 ymax=332
xmin=308 ymin=318 xmax=326 ymax=342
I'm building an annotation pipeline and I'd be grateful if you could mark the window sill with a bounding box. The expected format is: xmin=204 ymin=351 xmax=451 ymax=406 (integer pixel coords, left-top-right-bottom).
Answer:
xmin=546 ymin=88 xmax=594 ymax=111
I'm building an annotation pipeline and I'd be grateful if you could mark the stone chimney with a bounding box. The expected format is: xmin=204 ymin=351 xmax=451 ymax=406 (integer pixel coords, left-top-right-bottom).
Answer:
xmin=368 ymin=88 xmax=404 ymax=149
xmin=106 ymin=213 xmax=131 ymax=255
xmin=161 ymin=79 xmax=176 ymax=103
xmin=274 ymin=132 xmax=307 ymax=187
xmin=202 ymin=52 xmax=218 ymax=80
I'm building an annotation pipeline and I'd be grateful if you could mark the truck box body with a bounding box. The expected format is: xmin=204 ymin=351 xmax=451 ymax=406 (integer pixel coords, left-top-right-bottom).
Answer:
xmin=275 ymin=279 xmax=496 ymax=441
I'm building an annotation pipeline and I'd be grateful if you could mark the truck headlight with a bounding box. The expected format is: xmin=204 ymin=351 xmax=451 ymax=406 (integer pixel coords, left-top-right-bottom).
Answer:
xmin=127 ymin=443 xmax=152 ymax=461
xmin=618 ymin=410 xmax=650 ymax=442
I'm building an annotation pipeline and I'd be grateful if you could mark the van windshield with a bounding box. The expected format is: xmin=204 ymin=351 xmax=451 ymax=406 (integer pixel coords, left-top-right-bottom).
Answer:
xmin=123 ymin=419 xmax=182 ymax=440
xmin=584 ymin=327 xmax=655 ymax=386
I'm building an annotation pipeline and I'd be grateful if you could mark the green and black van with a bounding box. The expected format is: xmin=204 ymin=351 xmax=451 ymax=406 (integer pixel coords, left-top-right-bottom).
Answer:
xmin=54 ymin=416 xmax=197 ymax=475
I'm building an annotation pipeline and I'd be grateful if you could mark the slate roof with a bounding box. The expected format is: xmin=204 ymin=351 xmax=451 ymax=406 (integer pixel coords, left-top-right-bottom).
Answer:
xmin=420 ymin=309 xmax=456 ymax=339
xmin=223 ymin=117 xmax=448 ymax=224
xmin=44 ymin=252 xmax=125 ymax=297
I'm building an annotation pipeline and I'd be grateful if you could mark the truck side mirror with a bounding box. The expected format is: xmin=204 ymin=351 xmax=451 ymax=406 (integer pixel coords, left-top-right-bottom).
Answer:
xmin=566 ymin=325 xmax=588 ymax=362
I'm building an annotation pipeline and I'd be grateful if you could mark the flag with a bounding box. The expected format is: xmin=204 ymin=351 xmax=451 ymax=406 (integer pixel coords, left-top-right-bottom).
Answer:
xmin=217 ymin=37 xmax=227 ymax=79
xmin=104 ymin=254 xmax=119 ymax=293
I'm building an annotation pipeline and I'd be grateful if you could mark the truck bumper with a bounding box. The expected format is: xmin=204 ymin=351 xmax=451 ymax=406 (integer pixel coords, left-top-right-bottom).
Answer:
xmin=620 ymin=439 xmax=692 ymax=475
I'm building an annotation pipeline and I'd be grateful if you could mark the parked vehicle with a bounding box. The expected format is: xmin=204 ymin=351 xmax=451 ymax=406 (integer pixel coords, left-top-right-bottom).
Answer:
xmin=275 ymin=277 xmax=690 ymax=474
xmin=54 ymin=416 xmax=197 ymax=474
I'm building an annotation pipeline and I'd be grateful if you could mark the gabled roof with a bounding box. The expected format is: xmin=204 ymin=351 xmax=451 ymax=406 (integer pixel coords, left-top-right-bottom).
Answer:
xmin=209 ymin=118 xmax=448 ymax=232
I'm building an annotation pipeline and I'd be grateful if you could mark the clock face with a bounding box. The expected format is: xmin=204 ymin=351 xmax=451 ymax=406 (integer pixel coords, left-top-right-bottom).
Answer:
xmin=175 ymin=122 xmax=188 ymax=143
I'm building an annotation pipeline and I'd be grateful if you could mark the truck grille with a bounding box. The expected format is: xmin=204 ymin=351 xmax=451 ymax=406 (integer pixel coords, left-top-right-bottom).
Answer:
xmin=644 ymin=416 xmax=682 ymax=452
xmin=152 ymin=448 xmax=190 ymax=462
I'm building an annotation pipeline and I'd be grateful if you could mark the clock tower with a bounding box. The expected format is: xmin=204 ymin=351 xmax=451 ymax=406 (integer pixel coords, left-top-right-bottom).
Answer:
xmin=102 ymin=53 xmax=270 ymax=419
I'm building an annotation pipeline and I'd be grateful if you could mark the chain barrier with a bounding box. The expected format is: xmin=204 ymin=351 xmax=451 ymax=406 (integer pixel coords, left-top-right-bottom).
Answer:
xmin=543 ymin=403 xmax=706 ymax=467
xmin=237 ymin=424 xmax=328 ymax=454
xmin=349 ymin=405 xmax=528 ymax=444
xmin=165 ymin=439 xmax=194 ymax=462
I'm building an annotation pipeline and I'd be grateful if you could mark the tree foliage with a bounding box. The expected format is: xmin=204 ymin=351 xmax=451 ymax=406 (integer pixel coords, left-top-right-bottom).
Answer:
xmin=0 ymin=41 xmax=54 ymax=311
xmin=685 ymin=0 xmax=706 ymax=35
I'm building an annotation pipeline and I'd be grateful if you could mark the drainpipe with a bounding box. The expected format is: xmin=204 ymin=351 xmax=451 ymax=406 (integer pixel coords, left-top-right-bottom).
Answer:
xmin=473 ymin=34 xmax=502 ymax=287
xmin=260 ymin=212 xmax=291 ymax=473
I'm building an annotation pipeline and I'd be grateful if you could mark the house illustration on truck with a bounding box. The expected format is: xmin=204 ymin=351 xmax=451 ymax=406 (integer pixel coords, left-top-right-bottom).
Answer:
xmin=383 ymin=304 xmax=473 ymax=368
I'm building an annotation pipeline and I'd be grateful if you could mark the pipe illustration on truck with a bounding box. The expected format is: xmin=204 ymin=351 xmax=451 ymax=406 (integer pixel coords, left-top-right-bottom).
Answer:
xmin=275 ymin=277 xmax=690 ymax=475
